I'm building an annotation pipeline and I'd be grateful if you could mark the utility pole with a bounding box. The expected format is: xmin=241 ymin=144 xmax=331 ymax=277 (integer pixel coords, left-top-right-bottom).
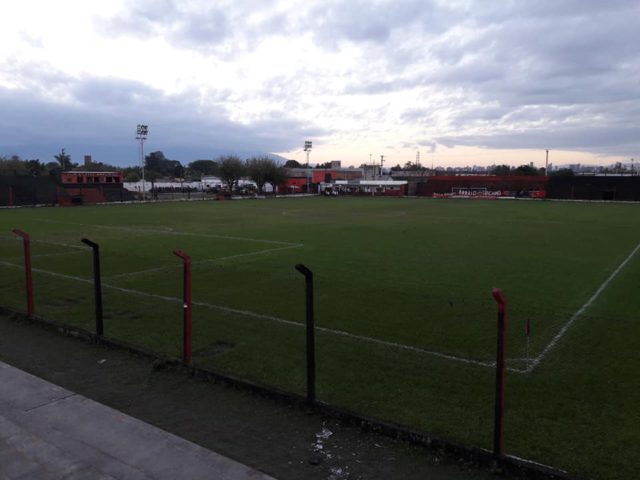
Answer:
xmin=380 ymin=155 xmax=385 ymax=178
xmin=545 ymin=149 xmax=549 ymax=176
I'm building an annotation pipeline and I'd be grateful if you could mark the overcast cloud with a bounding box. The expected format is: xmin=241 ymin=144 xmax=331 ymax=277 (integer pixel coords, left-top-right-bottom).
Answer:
xmin=0 ymin=0 xmax=638 ymax=166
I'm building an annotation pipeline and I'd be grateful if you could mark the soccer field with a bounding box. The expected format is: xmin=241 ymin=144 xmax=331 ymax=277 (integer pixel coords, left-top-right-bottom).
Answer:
xmin=1 ymin=197 xmax=639 ymax=479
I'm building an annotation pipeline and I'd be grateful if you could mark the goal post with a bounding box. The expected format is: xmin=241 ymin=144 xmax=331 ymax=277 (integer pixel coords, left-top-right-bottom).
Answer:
xmin=452 ymin=187 xmax=489 ymax=197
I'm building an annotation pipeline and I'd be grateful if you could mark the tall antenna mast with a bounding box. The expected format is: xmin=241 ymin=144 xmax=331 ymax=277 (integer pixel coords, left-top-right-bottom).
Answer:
xmin=545 ymin=149 xmax=549 ymax=175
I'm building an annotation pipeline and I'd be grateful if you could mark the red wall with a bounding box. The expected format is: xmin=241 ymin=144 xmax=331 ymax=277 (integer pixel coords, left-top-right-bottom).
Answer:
xmin=312 ymin=170 xmax=336 ymax=183
xmin=58 ymin=187 xmax=107 ymax=206
xmin=417 ymin=176 xmax=548 ymax=196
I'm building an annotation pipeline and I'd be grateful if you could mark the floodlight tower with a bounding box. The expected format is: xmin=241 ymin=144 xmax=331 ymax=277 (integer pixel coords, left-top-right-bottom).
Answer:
xmin=304 ymin=140 xmax=312 ymax=193
xmin=136 ymin=124 xmax=149 ymax=199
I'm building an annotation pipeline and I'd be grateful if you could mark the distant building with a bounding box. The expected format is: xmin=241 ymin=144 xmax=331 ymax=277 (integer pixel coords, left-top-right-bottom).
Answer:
xmin=58 ymin=170 xmax=131 ymax=205
xmin=282 ymin=167 xmax=364 ymax=193
xmin=362 ymin=165 xmax=382 ymax=180
xmin=61 ymin=171 xmax=123 ymax=185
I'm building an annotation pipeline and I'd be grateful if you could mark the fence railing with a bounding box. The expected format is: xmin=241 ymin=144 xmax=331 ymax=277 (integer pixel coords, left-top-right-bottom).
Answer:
xmin=2 ymin=228 xmax=523 ymax=462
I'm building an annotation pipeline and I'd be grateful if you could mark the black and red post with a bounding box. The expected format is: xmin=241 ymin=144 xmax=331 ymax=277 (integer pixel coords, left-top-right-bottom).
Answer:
xmin=12 ymin=229 xmax=34 ymax=316
xmin=491 ymin=288 xmax=508 ymax=457
xmin=295 ymin=263 xmax=316 ymax=404
xmin=173 ymin=249 xmax=192 ymax=366
xmin=81 ymin=238 xmax=104 ymax=336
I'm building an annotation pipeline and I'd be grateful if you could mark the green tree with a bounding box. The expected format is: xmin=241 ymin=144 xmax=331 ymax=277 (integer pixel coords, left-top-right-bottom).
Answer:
xmin=25 ymin=159 xmax=45 ymax=175
xmin=552 ymin=168 xmax=574 ymax=177
xmin=76 ymin=161 xmax=119 ymax=172
xmin=145 ymin=151 xmax=183 ymax=177
xmin=490 ymin=165 xmax=512 ymax=176
xmin=173 ymin=163 xmax=185 ymax=179
xmin=125 ymin=171 xmax=140 ymax=182
xmin=54 ymin=148 xmax=72 ymax=170
xmin=403 ymin=162 xmax=426 ymax=172
xmin=513 ymin=164 xmax=541 ymax=176
xmin=284 ymin=159 xmax=302 ymax=168
xmin=264 ymin=162 xmax=287 ymax=194
xmin=145 ymin=170 xmax=161 ymax=182
xmin=218 ymin=155 xmax=245 ymax=192
xmin=188 ymin=159 xmax=218 ymax=177
xmin=0 ymin=155 xmax=27 ymax=174
xmin=246 ymin=156 xmax=286 ymax=194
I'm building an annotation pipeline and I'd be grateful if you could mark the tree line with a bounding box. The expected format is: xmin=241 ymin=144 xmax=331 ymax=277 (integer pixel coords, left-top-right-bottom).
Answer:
xmin=0 ymin=149 xmax=76 ymax=176
xmin=0 ymin=149 xmax=287 ymax=195
xmin=136 ymin=151 xmax=287 ymax=194
xmin=0 ymin=149 xmax=134 ymax=177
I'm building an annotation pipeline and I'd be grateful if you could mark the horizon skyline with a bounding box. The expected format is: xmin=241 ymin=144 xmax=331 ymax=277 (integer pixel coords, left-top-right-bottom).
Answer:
xmin=4 ymin=141 xmax=634 ymax=173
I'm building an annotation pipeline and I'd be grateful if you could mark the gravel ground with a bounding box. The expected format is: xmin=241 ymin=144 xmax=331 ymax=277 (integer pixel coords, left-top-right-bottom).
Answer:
xmin=0 ymin=313 xmax=498 ymax=480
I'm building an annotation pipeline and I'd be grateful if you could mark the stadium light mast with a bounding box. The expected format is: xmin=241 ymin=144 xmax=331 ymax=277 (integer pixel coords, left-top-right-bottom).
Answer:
xmin=304 ymin=140 xmax=312 ymax=193
xmin=136 ymin=124 xmax=149 ymax=199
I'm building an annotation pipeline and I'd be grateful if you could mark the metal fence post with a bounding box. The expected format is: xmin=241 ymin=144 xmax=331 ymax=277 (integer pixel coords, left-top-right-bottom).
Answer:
xmin=12 ymin=229 xmax=34 ymax=316
xmin=81 ymin=238 xmax=104 ymax=336
xmin=295 ymin=263 xmax=316 ymax=404
xmin=491 ymin=288 xmax=508 ymax=457
xmin=173 ymin=250 xmax=192 ymax=366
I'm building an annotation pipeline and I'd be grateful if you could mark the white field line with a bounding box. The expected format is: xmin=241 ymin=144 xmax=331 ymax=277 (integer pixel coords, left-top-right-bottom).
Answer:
xmin=37 ymin=219 xmax=302 ymax=247
xmin=104 ymin=244 xmax=303 ymax=280
xmin=5 ymin=250 xmax=84 ymax=261
xmin=0 ymin=261 xmax=94 ymax=284
xmin=6 ymin=235 xmax=637 ymax=375
xmin=525 ymin=240 xmax=640 ymax=373
xmin=0 ymin=236 xmax=87 ymax=251
xmin=32 ymin=239 xmax=88 ymax=250
xmin=0 ymin=260 xmax=492 ymax=369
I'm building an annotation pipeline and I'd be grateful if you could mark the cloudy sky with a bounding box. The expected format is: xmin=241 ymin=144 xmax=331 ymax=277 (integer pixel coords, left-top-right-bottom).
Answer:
xmin=1 ymin=0 xmax=638 ymax=167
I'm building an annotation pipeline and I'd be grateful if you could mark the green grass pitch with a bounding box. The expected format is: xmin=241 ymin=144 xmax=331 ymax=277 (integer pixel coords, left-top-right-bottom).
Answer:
xmin=1 ymin=197 xmax=639 ymax=479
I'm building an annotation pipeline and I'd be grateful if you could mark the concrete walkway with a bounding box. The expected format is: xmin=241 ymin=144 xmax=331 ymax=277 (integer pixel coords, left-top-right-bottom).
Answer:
xmin=0 ymin=361 xmax=275 ymax=480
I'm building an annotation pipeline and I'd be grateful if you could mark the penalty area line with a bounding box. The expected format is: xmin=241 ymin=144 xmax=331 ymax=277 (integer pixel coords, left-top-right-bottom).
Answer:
xmin=37 ymin=219 xmax=303 ymax=247
xmin=104 ymin=244 xmax=303 ymax=280
xmin=5 ymin=250 xmax=84 ymax=262
xmin=526 ymin=239 xmax=640 ymax=373
xmin=0 ymin=236 xmax=87 ymax=251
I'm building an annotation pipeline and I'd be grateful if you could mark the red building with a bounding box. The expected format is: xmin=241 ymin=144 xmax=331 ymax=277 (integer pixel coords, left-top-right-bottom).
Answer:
xmin=58 ymin=171 xmax=129 ymax=205
xmin=61 ymin=171 xmax=124 ymax=184
xmin=281 ymin=167 xmax=365 ymax=193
